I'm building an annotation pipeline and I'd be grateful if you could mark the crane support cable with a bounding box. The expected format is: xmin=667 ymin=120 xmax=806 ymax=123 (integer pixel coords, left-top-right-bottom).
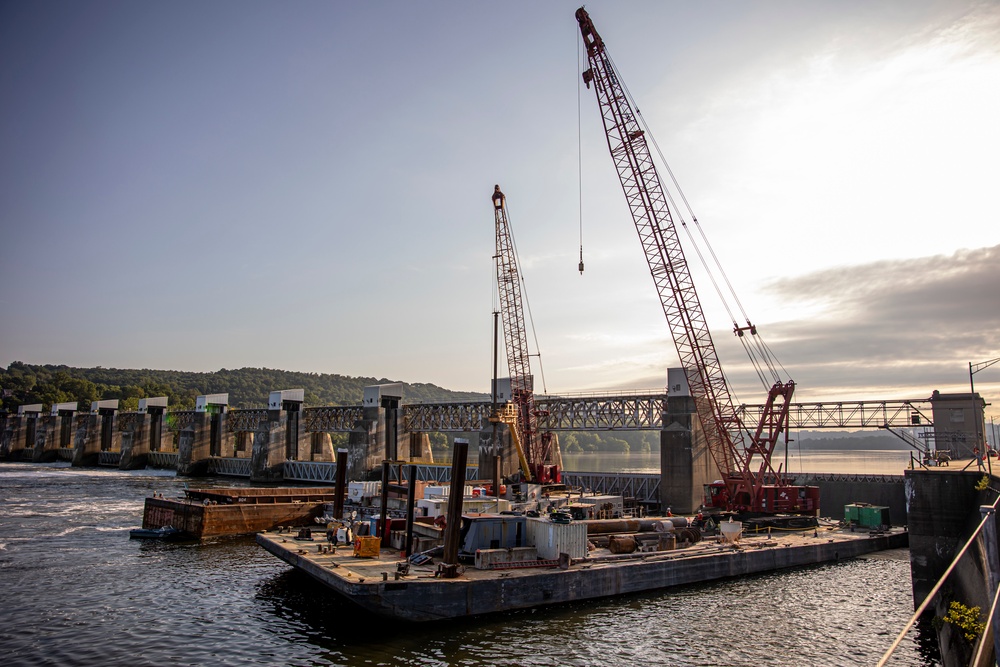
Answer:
xmin=630 ymin=90 xmax=754 ymax=326
xmin=612 ymin=49 xmax=786 ymax=388
xmin=577 ymin=30 xmax=585 ymax=275
xmin=504 ymin=198 xmax=548 ymax=395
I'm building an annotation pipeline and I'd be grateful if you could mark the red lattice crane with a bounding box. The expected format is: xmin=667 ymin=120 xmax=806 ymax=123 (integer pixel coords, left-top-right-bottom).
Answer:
xmin=491 ymin=186 xmax=558 ymax=484
xmin=576 ymin=8 xmax=816 ymax=514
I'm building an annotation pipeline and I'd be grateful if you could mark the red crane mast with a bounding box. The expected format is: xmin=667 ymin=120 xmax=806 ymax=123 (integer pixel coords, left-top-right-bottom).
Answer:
xmin=576 ymin=8 xmax=815 ymax=514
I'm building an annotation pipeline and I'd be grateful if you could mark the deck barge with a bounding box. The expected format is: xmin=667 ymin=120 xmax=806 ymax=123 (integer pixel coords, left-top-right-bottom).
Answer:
xmin=142 ymin=487 xmax=340 ymax=539
xmin=257 ymin=524 xmax=908 ymax=621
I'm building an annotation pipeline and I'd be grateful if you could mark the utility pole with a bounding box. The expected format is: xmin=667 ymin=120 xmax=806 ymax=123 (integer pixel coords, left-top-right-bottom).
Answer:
xmin=970 ymin=357 xmax=999 ymax=475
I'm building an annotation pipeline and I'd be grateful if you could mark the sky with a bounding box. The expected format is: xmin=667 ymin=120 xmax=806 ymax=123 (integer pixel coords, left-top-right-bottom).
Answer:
xmin=1 ymin=1 xmax=998 ymax=423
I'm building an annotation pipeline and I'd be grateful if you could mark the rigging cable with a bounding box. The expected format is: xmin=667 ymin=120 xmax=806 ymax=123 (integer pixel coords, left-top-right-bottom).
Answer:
xmin=577 ymin=29 xmax=585 ymax=275
xmin=606 ymin=53 xmax=788 ymax=387
xmin=504 ymin=198 xmax=548 ymax=395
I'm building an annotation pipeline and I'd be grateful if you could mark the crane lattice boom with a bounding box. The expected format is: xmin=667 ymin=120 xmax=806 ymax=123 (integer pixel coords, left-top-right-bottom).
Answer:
xmin=576 ymin=8 xmax=813 ymax=514
xmin=492 ymin=186 xmax=549 ymax=480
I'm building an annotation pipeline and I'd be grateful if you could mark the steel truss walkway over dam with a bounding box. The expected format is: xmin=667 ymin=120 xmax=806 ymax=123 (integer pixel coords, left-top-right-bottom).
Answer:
xmin=389 ymin=395 xmax=934 ymax=434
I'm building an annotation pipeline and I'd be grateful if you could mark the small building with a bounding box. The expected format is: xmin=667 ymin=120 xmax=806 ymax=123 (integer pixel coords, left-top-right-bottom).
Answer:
xmin=930 ymin=391 xmax=987 ymax=459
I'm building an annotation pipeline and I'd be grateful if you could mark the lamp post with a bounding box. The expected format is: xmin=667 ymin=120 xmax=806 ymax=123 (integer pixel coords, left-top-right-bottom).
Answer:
xmin=970 ymin=357 xmax=1000 ymax=474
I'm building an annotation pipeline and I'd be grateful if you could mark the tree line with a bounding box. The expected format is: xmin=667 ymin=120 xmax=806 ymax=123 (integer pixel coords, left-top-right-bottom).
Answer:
xmin=0 ymin=362 xmax=487 ymax=413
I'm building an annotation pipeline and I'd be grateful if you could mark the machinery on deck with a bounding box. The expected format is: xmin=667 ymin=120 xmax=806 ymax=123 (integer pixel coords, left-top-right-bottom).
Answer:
xmin=576 ymin=8 xmax=817 ymax=515
xmin=491 ymin=186 xmax=559 ymax=484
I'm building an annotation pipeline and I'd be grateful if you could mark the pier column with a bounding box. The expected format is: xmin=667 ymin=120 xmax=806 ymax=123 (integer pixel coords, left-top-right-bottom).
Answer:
xmin=249 ymin=389 xmax=306 ymax=482
xmin=342 ymin=384 xmax=404 ymax=480
xmin=364 ymin=383 xmax=403 ymax=461
xmin=177 ymin=411 xmax=211 ymax=475
xmin=73 ymin=411 xmax=101 ymax=467
xmin=7 ymin=404 xmax=42 ymax=461
xmin=34 ymin=402 xmax=76 ymax=462
xmin=478 ymin=379 xmax=522 ymax=479
xmin=119 ymin=397 xmax=169 ymax=470
xmin=660 ymin=369 xmax=716 ymax=515
xmin=0 ymin=411 xmax=10 ymax=459
xmin=72 ymin=400 xmax=120 ymax=467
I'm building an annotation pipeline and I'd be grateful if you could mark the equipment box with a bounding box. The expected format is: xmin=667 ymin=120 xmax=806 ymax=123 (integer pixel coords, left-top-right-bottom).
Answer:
xmin=353 ymin=535 xmax=381 ymax=558
xmin=859 ymin=505 xmax=891 ymax=529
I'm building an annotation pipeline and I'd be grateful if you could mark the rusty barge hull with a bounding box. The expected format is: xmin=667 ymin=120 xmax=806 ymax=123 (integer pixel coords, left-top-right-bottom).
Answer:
xmin=256 ymin=527 xmax=908 ymax=622
xmin=142 ymin=487 xmax=339 ymax=539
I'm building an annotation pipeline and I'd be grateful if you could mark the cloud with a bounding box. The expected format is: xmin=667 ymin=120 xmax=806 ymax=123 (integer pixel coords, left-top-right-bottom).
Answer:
xmin=732 ymin=245 xmax=1000 ymax=401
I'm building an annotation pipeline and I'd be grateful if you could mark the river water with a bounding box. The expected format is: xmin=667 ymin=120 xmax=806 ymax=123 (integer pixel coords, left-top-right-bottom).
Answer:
xmin=560 ymin=449 xmax=916 ymax=475
xmin=0 ymin=462 xmax=939 ymax=666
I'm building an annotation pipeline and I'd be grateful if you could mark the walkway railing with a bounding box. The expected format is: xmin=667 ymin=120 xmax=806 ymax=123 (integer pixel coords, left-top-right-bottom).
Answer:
xmin=877 ymin=487 xmax=999 ymax=665
xmin=97 ymin=451 xmax=121 ymax=467
xmin=388 ymin=464 xmax=481 ymax=483
xmin=147 ymin=451 xmax=178 ymax=469
xmin=561 ymin=472 xmax=661 ymax=503
xmin=283 ymin=460 xmax=337 ymax=483
xmin=209 ymin=457 xmax=252 ymax=477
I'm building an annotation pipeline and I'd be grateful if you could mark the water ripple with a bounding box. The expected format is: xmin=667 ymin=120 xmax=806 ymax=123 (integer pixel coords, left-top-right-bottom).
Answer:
xmin=0 ymin=462 xmax=939 ymax=666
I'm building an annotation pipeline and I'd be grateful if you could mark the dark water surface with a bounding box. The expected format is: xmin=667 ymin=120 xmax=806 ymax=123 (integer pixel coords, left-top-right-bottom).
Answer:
xmin=1 ymin=463 xmax=939 ymax=666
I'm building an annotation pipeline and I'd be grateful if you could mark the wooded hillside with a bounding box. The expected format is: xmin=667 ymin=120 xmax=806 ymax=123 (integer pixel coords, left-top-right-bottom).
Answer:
xmin=0 ymin=362 xmax=487 ymax=412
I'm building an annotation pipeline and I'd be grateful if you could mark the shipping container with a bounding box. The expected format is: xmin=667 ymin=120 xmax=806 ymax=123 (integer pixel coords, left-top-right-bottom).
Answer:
xmin=859 ymin=505 xmax=891 ymax=529
xmin=348 ymin=481 xmax=381 ymax=504
xmin=844 ymin=504 xmax=863 ymax=523
xmin=459 ymin=515 xmax=526 ymax=554
xmin=526 ymin=517 xmax=589 ymax=559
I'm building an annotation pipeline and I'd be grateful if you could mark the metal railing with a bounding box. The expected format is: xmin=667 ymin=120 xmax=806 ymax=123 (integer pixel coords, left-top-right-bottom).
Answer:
xmin=387 ymin=463 xmax=481 ymax=483
xmin=561 ymin=472 xmax=661 ymax=503
xmin=97 ymin=451 xmax=121 ymax=467
xmin=283 ymin=461 xmax=338 ymax=483
xmin=209 ymin=457 xmax=252 ymax=477
xmin=146 ymin=452 xmax=178 ymax=469
xmin=877 ymin=487 xmax=999 ymax=665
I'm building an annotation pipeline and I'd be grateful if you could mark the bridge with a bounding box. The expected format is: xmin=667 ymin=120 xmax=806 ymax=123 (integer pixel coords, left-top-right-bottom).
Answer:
xmin=4 ymin=385 xmax=983 ymax=514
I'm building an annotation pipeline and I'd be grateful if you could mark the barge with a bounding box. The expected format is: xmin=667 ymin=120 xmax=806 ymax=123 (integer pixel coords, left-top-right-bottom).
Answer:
xmin=256 ymin=521 xmax=908 ymax=622
xmin=141 ymin=487 xmax=341 ymax=539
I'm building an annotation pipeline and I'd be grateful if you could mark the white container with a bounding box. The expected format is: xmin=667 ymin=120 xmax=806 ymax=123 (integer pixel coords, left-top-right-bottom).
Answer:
xmin=417 ymin=498 xmax=448 ymax=518
xmin=720 ymin=520 xmax=743 ymax=544
xmin=348 ymin=481 xmax=381 ymax=504
xmin=423 ymin=485 xmax=474 ymax=500
xmin=526 ymin=517 xmax=588 ymax=560
xmin=462 ymin=498 xmax=511 ymax=514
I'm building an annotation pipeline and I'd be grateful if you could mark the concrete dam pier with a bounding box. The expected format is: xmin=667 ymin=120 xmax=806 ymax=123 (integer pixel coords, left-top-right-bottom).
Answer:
xmin=1 ymin=382 xmax=985 ymax=519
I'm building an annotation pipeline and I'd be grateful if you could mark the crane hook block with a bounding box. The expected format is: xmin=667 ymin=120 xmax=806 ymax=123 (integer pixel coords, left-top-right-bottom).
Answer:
xmin=492 ymin=185 xmax=504 ymax=209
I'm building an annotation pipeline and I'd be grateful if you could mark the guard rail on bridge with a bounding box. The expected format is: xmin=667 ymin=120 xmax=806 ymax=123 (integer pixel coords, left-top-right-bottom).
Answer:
xmin=400 ymin=395 xmax=934 ymax=433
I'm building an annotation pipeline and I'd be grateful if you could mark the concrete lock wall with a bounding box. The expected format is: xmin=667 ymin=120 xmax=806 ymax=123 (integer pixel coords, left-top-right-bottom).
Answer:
xmin=906 ymin=469 xmax=998 ymax=666
xmin=906 ymin=470 xmax=994 ymax=608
